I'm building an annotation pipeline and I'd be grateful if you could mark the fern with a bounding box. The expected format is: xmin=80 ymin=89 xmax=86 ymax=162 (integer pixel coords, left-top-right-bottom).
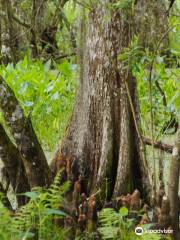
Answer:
xmin=98 ymin=207 xmax=171 ymax=240
xmin=0 ymin=171 xmax=70 ymax=240
xmin=0 ymin=176 xmax=172 ymax=240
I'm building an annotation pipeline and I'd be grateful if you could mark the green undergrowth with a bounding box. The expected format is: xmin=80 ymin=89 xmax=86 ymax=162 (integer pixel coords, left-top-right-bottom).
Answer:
xmin=0 ymin=172 xmax=70 ymax=240
xmin=0 ymin=186 xmax=172 ymax=240
xmin=0 ymin=57 xmax=77 ymax=153
xmin=98 ymin=208 xmax=171 ymax=240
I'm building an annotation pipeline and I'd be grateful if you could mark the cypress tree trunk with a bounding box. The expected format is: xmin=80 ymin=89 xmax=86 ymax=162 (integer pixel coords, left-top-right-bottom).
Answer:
xmin=52 ymin=0 xmax=153 ymax=201
xmin=51 ymin=0 xmax=167 ymax=203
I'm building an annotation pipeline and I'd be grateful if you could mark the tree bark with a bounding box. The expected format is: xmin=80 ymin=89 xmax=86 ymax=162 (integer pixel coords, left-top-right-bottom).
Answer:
xmin=168 ymin=130 xmax=180 ymax=240
xmin=52 ymin=1 xmax=155 ymax=201
xmin=0 ymin=1 xmax=2 ymax=65
xmin=31 ymin=0 xmax=47 ymax=57
xmin=2 ymin=0 xmax=19 ymax=64
xmin=0 ymin=76 xmax=52 ymax=188
xmin=0 ymin=123 xmax=30 ymax=206
xmin=0 ymin=182 xmax=13 ymax=210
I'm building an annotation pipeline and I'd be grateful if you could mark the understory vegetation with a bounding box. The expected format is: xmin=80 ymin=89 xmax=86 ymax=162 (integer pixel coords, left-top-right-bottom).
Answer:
xmin=0 ymin=58 xmax=77 ymax=153
xmin=0 ymin=173 xmax=172 ymax=240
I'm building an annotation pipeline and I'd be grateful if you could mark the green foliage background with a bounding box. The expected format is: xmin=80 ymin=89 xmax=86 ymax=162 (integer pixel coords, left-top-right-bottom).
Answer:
xmin=0 ymin=57 xmax=77 ymax=154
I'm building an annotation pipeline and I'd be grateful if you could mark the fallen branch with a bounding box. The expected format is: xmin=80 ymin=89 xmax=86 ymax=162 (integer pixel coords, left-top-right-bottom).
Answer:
xmin=54 ymin=52 xmax=76 ymax=60
xmin=142 ymin=136 xmax=173 ymax=153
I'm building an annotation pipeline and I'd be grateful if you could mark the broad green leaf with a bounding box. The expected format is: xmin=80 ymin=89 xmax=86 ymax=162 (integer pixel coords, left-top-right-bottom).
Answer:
xmin=119 ymin=207 xmax=129 ymax=217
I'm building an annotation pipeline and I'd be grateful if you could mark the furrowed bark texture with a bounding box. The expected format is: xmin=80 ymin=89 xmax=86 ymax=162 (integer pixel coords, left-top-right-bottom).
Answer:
xmin=0 ymin=76 xmax=51 ymax=188
xmin=53 ymin=0 xmax=167 ymax=201
xmin=53 ymin=1 xmax=151 ymax=200
xmin=168 ymin=130 xmax=180 ymax=240
xmin=0 ymin=123 xmax=30 ymax=206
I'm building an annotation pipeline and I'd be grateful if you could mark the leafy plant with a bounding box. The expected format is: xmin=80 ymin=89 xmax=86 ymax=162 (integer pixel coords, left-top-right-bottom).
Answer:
xmin=118 ymin=35 xmax=144 ymax=69
xmin=98 ymin=207 xmax=136 ymax=240
xmin=98 ymin=207 xmax=171 ymax=240
xmin=118 ymin=32 xmax=179 ymax=138
xmin=0 ymin=57 xmax=77 ymax=153
xmin=0 ymin=172 xmax=70 ymax=240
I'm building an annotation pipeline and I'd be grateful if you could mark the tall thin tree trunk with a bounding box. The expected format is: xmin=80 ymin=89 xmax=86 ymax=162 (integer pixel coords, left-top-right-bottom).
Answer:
xmin=0 ymin=3 xmax=2 ymax=65
xmin=31 ymin=0 xmax=46 ymax=57
xmin=168 ymin=130 xmax=180 ymax=240
xmin=135 ymin=0 xmax=168 ymax=200
xmin=2 ymin=0 xmax=19 ymax=64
